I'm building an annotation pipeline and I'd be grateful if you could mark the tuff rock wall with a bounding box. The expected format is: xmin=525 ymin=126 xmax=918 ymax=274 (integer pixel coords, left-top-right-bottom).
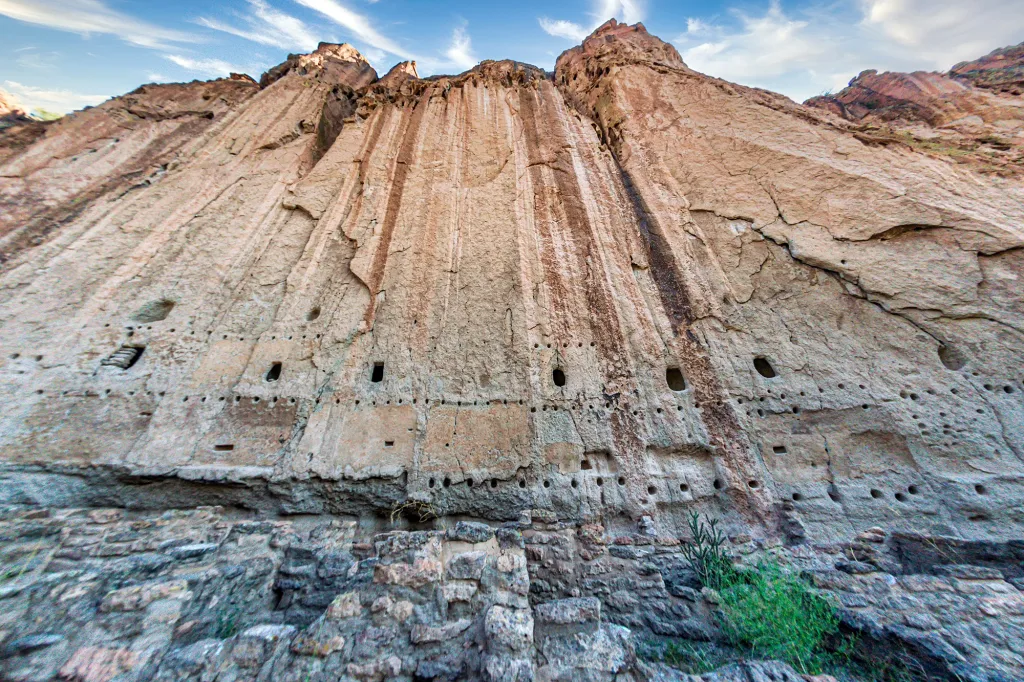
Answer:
xmin=1 ymin=20 xmax=1023 ymax=682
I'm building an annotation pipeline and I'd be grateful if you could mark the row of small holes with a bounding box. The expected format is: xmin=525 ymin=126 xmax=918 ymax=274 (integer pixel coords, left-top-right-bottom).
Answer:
xmin=790 ymin=483 xmax=987 ymax=504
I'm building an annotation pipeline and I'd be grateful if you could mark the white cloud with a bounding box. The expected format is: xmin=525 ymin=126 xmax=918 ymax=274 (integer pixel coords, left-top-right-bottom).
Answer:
xmin=0 ymin=0 xmax=194 ymax=49
xmin=686 ymin=18 xmax=710 ymax=35
xmin=289 ymin=0 xmax=480 ymax=76
xmin=679 ymin=2 xmax=827 ymax=83
xmin=164 ymin=55 xmax=249 ymax=79
xmin=860 ymin=0 xmax=1024 ymax=67
xmin=3 ymin=79 xmax=107 ymax=114
xmin=540 ymin=0 xmax=647 ymax=41
xmin=444 ymin=25 xmax=477 ymax=71
xmin=673 ymin=0 xmax=1024 ymax=103
xmin=594 ymin=0 xmax=645 ymax=25
xmin=197 ymin=0 xmax=322 ymax=52
xmin=538 ymin=18 xmax=588 ymax=42
xmin=292 ymin=0 xmax=414 ymax=58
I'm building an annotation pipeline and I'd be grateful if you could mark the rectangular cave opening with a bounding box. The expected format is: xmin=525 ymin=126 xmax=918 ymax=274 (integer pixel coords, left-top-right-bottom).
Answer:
xmin=371 ymin=362 xmax=384 ymax=383
xmin=666 ymin=367 xmax=687 ymax=391
xmin=100 ymin=345 xmax=145 ymax=371
xmin=215 ymin=444 xmax=235 ymax=452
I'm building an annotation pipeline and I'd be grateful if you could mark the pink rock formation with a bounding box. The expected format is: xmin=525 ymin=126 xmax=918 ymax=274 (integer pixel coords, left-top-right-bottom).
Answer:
xmin=806 ymin=49 xmax=1024 ymax=176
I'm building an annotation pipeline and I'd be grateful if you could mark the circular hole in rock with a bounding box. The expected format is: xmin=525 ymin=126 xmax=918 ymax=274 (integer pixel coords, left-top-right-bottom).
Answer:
xmin=975 ymin=484 xmax=987 ymax=495
xmin=647 ymin=485 xmax=657 ymax=495
xmin=617 ymin=477 xmax=626 ymax=486
xmin=870 ymin=489 xmax=884 ymax=499
xmin=748 ymin=480 xmax=760 ymax=489
xmin=679 ymin=483 xmax=689 ymax=492
xmin=908 ymin=485 xmax=920 ymax=495
xmin=753 ymin=357 xmax=777 ymax=378
xmin=713 ymin=479 xmax=723 ymax=490
xmin=792 ymin=493 xmax=803 ymax=501
xmin=895 ymin=492 xmax=908 ymax=502
xmin=665 ymin=367 xmax=687 ymax=392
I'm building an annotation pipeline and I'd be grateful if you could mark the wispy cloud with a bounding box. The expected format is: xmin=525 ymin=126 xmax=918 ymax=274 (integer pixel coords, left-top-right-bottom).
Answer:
xmin=15 ymin=49 xmax=61 ymax=70
xmin=290 ymin=0 xmax=481 ymax=75
xmin=594 ymin=0 xmax=645 ymax=24
xmin=164 ymin=55 xmax=250 ymax=79
xmin=538 ymin=18 xmax=588 ymax=42
xmin=3 ymin=79 xmax=107 ymax=114
xmin=292 ymin=0 xmax=413 ymax=58
xmin=859 ymin=0 xmax=1024 ymax=66
xmin=197 ymin=0 xmax=322 ymax=52
xmin=674 ymin=0 xmax=1024 ymax=103
xmin=679 ymin=2 xmax=828 ymax=83
xmin=0 ymin=0 xmax=195 ymax=49
xmin=444 ymin=25 xmax=477 ymax=71
xmin=540 ymin=0 xmax=647 ymax=42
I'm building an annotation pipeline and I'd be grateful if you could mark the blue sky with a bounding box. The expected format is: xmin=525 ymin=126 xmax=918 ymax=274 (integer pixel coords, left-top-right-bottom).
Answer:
xmin=2 ymin=0 xmax=1023 ymax=114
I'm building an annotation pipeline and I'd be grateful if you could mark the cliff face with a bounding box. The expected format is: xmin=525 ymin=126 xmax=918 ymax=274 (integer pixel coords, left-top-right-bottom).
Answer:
xmin=2 ymin=21 xmax=1024 ymax=682
xmin=2 ymin=14 xmax=1024 ymax=545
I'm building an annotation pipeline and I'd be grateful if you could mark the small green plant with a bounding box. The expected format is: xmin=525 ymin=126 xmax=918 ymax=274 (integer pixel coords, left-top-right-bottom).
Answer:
xmin=679 ymin=514 xmax=844 ymax=675
xmin=637 ymin=638 xmax=724 ymax=674
xmin=215 ymin=607 xmax=241 ymax=639
xmin=717 ymin=561 xmax=841 ymax=674
xmin=679 ymin=512 xmax=736 ymax=590
xmin=1 ymin=542 xmax=44 ymax=584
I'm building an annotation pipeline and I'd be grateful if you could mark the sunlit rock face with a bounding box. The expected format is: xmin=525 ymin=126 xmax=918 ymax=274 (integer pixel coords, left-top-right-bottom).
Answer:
xmin=1 ymin=21 xmax=1024 ymax=681
xmin=1 ymin=19 xmax=1023 ymax=538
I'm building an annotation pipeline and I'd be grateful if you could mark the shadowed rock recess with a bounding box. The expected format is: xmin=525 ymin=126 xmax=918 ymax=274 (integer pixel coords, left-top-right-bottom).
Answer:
xmin=1 ymin=22 xmax=1023 ymax=682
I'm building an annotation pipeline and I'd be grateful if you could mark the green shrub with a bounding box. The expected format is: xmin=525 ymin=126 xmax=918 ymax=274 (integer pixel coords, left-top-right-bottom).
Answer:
xmin=717 ymin=561 xmax=841 ymax=674
xmin=679 ymin=514 xmax=844 ymax=675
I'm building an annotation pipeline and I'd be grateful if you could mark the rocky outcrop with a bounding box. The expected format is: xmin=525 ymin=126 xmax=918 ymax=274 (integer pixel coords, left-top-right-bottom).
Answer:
xmin=805 ymin=51 xmax=1024 ymax=176
xmin=951 ymin=42 xmax=1024 ymax=94
xmin=0 ymin=88 xmax=44 ymax=165
xmin=0 ymin=87 xmax=32 ymax=127
xmin=1 ymin=19 xmax=1024 ymax=681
